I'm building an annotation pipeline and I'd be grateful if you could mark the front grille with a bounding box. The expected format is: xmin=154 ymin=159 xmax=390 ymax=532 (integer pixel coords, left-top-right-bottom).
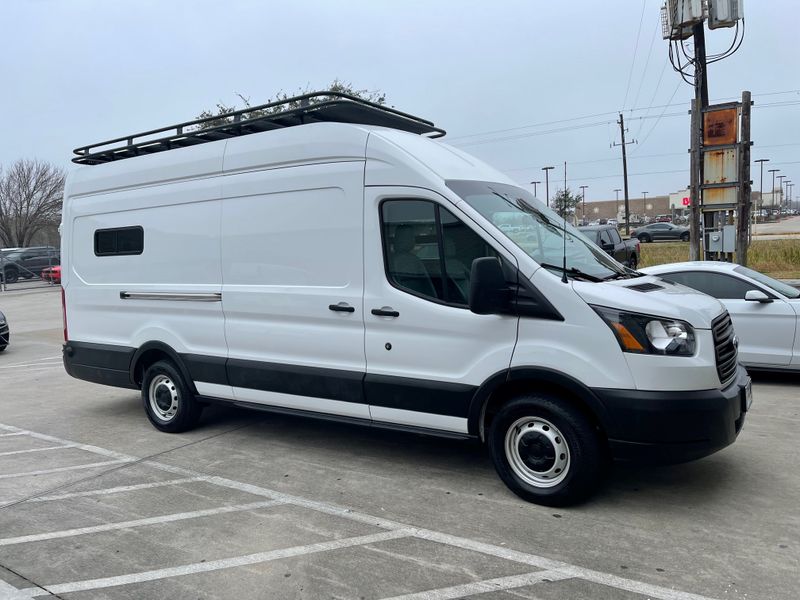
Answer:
xmin=712 ymin=312 xmax=738 ymax=385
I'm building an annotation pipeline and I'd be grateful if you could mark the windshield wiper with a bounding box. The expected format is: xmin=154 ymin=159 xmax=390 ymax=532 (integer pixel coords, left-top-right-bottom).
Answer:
xmin=539 ymin=263 xmax=604 ymax=282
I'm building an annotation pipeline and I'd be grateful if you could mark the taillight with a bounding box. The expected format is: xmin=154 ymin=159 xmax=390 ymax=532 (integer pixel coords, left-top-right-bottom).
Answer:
xmin=61 ymin=286 xmax=68 ymax=342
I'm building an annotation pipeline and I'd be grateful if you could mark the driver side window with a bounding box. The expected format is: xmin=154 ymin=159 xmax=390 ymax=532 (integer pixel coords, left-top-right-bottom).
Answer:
xmin=381 ymin=200 xmax=497 ymax=306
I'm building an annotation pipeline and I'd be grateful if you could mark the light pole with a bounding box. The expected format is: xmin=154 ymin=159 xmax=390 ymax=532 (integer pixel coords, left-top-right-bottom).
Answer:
xmin=754 ymin=159 xmax=769 ymax=227
xmin=778 ymin=175 xmax=787 ymax=220
xmin=542 ymin=166 xmax=555 ymax=208
xmin=613 ymin=188 xmax=621 ymax=219
xmin=783 ymin=180 xmax=792 ymax=216
xmin=642 ymin=192 xmax=649 ymax=220
xmin=530 ymin=181 xmax=541 ymax=197
xmin=769 ymin=169 xmax=780 ymax=219
xmin=580 ymin=185 xmax=588 ymax=224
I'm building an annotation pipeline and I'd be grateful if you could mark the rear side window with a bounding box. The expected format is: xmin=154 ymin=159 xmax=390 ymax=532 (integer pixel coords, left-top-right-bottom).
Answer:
xmin=659 ymin=271 xmax=759 ymax=300
xmin=94 ymin=226 xmax=144 ymax=256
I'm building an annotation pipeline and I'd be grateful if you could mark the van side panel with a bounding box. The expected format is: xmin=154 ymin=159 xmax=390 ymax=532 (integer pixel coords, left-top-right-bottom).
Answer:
xmin=67 ymin=177 xmax=227 ymax=368
xmin=218 ymin=161 xmax=369 ymax=418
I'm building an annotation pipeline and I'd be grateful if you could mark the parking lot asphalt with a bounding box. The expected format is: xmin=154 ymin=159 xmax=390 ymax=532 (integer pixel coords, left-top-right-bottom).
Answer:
xmin=0 ymin=289 xmax=797 ymax=599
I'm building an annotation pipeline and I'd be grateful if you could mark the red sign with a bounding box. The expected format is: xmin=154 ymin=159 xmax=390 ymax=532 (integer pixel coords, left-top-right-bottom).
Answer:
xmin=682 ymin=197 xmax=691 ymax=206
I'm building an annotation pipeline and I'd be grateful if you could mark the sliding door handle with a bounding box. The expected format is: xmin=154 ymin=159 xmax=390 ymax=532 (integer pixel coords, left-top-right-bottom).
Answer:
xmin=329 ymin=303 xmax=356 ymax=313
xmin=371 ymin=307 xmax=400 ymax=318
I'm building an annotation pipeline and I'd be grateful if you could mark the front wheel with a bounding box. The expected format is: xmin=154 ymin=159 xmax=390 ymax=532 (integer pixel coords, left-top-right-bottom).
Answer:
xmin=638 ymin=234 xmax=651 ymax=243
xmin=488 ymin=395 xmax=606 ymax=506
xmin=3 ymin=270 xmax=18 ymax=284
xmin=680 ymin=232 xmax=690 ymax=242
xmin=142 ymin=360 xmax=203 ymax=433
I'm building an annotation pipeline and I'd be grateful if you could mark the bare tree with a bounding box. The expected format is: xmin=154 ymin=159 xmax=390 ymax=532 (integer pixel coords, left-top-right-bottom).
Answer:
xmin=0 ymin=159 xmax=65 ymax=248
xmin=194 ymin=79 xmax=387 ymax=130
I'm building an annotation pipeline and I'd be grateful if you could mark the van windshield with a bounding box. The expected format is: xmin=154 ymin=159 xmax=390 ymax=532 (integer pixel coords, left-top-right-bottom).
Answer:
xmin=446 ymin=180 xmax=630 ymax=281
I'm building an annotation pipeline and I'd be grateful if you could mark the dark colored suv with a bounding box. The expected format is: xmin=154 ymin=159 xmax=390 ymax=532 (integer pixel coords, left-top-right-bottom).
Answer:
xmin=0 ymin=247 xmax=60 ymax=283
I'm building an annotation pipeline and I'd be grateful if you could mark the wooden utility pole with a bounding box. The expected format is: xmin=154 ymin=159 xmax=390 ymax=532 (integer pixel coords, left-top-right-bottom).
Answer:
xmin=689 ymin=22 xmax=709 ymax=260
xmin=736 ymin=91 xmax=752 ymax=266
xmin=614 ymin=113 xmax=634 ymax=235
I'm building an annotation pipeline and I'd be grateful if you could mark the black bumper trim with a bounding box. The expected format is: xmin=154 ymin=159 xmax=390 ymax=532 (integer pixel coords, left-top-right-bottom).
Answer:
xmin=594 ymin=365 xmax=750 ymax=463
xmin=63 ymin=341 xmax=137 ymax=390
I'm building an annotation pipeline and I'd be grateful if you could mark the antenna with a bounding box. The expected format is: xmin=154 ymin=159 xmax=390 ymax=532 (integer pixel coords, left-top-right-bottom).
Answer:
xmin=561 ymin=161 xmax=568 ymax=284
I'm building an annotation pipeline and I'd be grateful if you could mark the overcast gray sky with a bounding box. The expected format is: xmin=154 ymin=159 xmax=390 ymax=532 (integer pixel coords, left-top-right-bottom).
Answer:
xmin=2 ymin=0 xmax=798 ymax=202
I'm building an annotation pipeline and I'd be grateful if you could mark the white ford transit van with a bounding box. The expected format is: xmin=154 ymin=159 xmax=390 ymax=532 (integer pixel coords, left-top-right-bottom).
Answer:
xmin=62 ymin=93 xmax=752 ymax=505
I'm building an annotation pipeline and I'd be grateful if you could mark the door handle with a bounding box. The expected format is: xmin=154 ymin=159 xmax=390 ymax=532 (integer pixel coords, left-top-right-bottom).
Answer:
xmin=371 ymin=307 xmax=400 ymax=318
xmin=329 ymin=303 xmax=355 ymax=313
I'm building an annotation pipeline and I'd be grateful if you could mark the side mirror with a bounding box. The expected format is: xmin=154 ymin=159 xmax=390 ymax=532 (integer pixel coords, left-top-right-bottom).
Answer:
xmin=469 ymin=257 xmax=511 ymax=315
xmin=745 ymin=289 xmax=773 ymax=303
xmin=601 ymin=242 xmax=615 ymax=253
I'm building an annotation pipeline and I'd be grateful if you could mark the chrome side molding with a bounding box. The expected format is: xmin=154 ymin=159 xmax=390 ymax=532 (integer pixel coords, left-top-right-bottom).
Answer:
xmin=119 ymin=291 xmax=222 ymax=302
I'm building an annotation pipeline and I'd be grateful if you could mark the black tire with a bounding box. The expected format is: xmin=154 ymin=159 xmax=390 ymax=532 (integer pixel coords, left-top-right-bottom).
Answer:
xmin=680 ymin=232 xmax=690 ymax=242
xmin=628 ymin=254 xmax=638 ymax=270
xmin=488 ymin=395 xmax=606 ymax=506
xmin=0 ymin=345 xmax=6 ymax=353
xmin=141 ymin=360 xmax=203 ymax=433
xmin=4 ymin=269 xmax=18 ymax=284
xmin=637 ymin=234 xmax=651 ymax=243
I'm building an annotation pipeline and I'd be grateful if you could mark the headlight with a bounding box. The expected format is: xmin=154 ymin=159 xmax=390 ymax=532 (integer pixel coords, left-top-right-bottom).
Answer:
xmin=592 ymin=306 xmax=696 ymax=356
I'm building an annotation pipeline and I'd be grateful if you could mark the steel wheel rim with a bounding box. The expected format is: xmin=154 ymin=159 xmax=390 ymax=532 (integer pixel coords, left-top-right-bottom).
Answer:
xmin=148 ymin=374 xmax=179 ymax=422
xmin=505 ymin=416 xmax=570 ymax=488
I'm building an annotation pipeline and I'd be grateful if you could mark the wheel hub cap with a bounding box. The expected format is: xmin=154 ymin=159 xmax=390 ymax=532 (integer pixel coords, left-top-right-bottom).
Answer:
xmin=505 ymin=417 xmax=570 ymax=488
xmin=148 ymin=375 xmax=179 ymax=422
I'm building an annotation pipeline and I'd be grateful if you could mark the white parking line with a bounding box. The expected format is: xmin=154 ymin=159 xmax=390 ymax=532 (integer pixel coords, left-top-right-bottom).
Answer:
xmin=0 ymin=445 xmax=74 ymax=458
xmin=0 ymin=500 xmax=281 ymax=547
xmin=0 ymin=423 xmax=723 ymax=600
xmin=0 ymin=460 xmax=129 ymax=480
xmin=28 ymin=477 xmax=203 ymax=502
xmin=0 ymin=359 xmax=62 ymax=370
xmin=380 ymin=569 xmax=571 ymax=600
xmin=16 ymin=529 xmax=411 ymax=597
xmin=0 ymin=433 xmax=27 ymax=438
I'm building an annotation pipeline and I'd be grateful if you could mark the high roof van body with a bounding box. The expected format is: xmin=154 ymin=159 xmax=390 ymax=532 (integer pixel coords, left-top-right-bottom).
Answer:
xmin=62 ymin=110 xmax=751 ymax=505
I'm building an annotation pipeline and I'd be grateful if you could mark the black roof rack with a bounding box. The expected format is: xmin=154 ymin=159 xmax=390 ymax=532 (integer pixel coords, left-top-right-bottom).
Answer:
xmin=72 ymin=91 xmax=446 ymax=165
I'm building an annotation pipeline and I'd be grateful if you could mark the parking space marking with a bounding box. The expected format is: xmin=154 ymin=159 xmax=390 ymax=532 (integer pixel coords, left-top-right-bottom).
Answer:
xmin=0 ymin=500 xmax=282 ymax=547
xmin=0 ymin=422 xmax=723 ymax=600
xmin=0 ymin=433 xmax=27 ymax=438
xmin=0 ymin=460 xmax=129 ymax=480
xmin=0 ymin=445 xmax=74 ymax=458
xmin=15 ymin=529 xmax=412 ymax=598
xmin=0 ymin=356 xmax=61 ymax=369
xmin=380 ymin=569 xmax=571 ymax=600
xmin=27 ymin=477 xmax=203 ymax=502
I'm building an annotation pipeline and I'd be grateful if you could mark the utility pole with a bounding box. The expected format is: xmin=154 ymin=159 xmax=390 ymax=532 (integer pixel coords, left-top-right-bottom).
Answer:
xmin=688 ymin=22 xmax=709 ymax=260
xmin=542 ymin=166 xmax=555 ymax=208
xmin=580 ymin=186 xmax=588 ymax=224
xmin=778 ymin=175 xmax=787 ymax=221
xmin=642 ymin=192 xmax=649 ymax=219
xmin=736 ymin=91 xmax=752 ymax=266
xmin=614 ymin=114 xmax=635 ymax=236
xmin=754 ymin=158 xmax=769 ymax=229
xmin=530 ymin=181 xmax=541 ymax=197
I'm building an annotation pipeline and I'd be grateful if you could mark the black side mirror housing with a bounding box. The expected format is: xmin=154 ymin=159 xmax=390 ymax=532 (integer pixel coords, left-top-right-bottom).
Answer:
xmin=601 ymin=243 xmax=615 ymax=253
xmin=469 ymin=257 xmax=512 ymax=315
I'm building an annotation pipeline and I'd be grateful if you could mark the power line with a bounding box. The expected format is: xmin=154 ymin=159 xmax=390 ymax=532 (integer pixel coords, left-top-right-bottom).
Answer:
xmin=622 ymin=1 xmax=648 ymax=111
xmin=631 ymin=13 xmax=661 ymax=111
xmin=633 ymin=80 xmax=684 ymax=152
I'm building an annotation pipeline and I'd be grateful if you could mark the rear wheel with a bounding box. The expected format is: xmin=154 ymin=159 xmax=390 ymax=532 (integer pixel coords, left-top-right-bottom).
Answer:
xmin=142 ymin=360 xmax=203 ymax=433
xmin=488 ymin=395 xmax=606 ymax=506
xmin=638 ymin=234 xmax=651 ymax=243
xmin=628 ymin=254 xmax=638 ymax=270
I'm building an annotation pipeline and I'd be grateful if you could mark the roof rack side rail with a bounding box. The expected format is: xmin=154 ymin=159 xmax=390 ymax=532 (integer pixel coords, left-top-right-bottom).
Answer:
xmin=72 ymin=91 xmax=446 ymax=165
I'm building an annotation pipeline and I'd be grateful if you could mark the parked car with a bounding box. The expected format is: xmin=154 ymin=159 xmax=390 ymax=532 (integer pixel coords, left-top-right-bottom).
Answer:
xmin=0 ymin=247 xmax=60 ymax=283
xmin=41 ymin=265 xmax=61 ymax=284
xmin=578 ymin=225 xmax=640 ymax=269
xmin=642 ymin=262 xmax=800 ymax=371
xmin=655 ymin=214 xmax=672 ymax=223
xmin=631 ymin=223 xmax=690 ymax=243
xmin=0 ymin=309 xmax=8 ymax=352
xmin=61 ymin=93 xmax=751 ymax=506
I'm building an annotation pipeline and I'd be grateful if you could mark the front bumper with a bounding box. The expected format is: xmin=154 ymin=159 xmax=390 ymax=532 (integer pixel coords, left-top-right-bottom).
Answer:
xmin=594 ymin=365 xmax=751 ymax=464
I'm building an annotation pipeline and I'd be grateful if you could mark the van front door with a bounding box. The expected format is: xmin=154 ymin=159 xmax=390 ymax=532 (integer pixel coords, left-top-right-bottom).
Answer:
xmin=363 ymin=188 xmax=519 ymax=434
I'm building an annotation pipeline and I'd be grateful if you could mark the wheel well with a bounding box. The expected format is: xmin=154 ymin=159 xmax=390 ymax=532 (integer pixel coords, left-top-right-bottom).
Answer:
xmin=479 ymin=378 xmax=607 ymax=443
xmin=132 ymin=349 xmax=172 ymax=387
